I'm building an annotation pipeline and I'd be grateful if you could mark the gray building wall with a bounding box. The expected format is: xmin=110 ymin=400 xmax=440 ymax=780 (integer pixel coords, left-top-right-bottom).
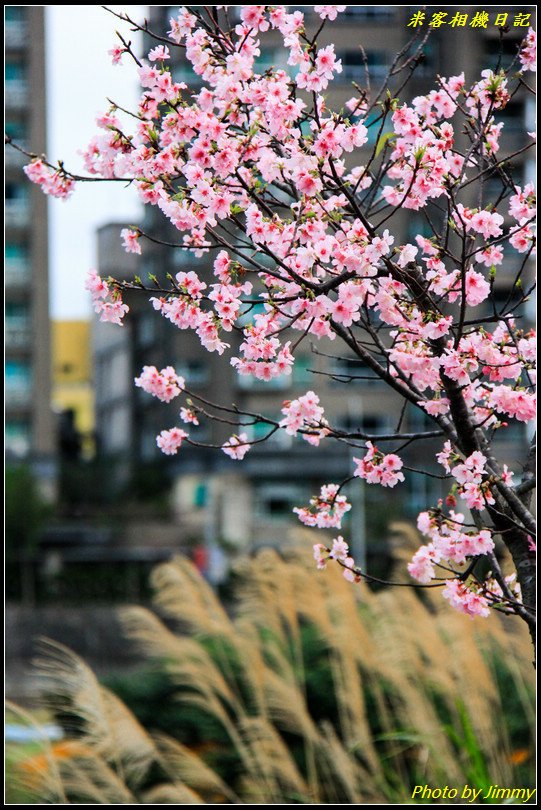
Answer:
xmin=6 ymin=7 xmax=57 ymax=494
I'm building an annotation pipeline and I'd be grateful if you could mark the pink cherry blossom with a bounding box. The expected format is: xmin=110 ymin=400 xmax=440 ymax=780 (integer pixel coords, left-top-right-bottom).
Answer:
xmin=120 ymin=228 xmax=142 ymax=254
xmin=519 ymin=28 xmax=536 ymax=73
xmin=148 ymin=45 xmax=170 ymax=61
xmin=156 ymin=427 xmax=189 ymax=455
xmin=109 ymin=44 xmax=124 ymax=65
xmin=294 ymin=484 xmax=351 ymax=529
xmin=442 ymin=580 xmax=490 ymax=618
xmin=315 ymin=6 xmax=347 ymax=21
xmin=465 ymin=269 xmax=490 ymax=307
xmin=180 ymin=407 xmax=199 ymax=425
xmin=353 ymin=442 xmax=405 ymax=488
xmin=222 ymin=433 xmax=251 ymax=460
xmin=134 ymin=365 xmax=185 ymax=403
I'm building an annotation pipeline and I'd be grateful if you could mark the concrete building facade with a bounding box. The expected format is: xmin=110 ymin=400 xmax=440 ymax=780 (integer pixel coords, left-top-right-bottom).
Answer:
xmin=5 ymin=6 xmax=57 ymax=496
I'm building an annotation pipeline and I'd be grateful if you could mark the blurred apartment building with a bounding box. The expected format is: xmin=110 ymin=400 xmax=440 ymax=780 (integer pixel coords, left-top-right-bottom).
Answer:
xmin=5 ymin=6 xmax=57 ymax=498
xmin=94 ymin=7 xmax=534 ymax=559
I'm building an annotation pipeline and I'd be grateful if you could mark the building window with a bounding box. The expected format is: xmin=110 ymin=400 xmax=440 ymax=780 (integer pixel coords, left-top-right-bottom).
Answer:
xmin=256 ymin=483 xmax=306 ymax=520
xmin=193 ymin=481 xmax=207 ymax=508
xmin=5 ymin=361 xmax=32 ymax=406
xmin=406 ymin=213 xmax=433 ymax=242
xmin=5 ymin=420 xmax=31 ymax=458
xmin=484 ymin=36 xmax=524 ymax=71
xmin=6 ymin=301 xmax=30 ymax=323
xmin=245 ymin=416 xmax=292 ymax=448
xmin=141 ymin=425 xmax=159 ymax=461
xmin=5 ymin=117 xmax=27 ymax=157
xmin=330 ymin=357 xmax=383 ymax=385
xmin=292 ymin=355 xmax=315 ymax=386
xmin=5 ymin=119 xmax=28 ymax=166
xmin=169 ymin=247 xmax=194 ymax=269
xmin=176 ymin=359 xmax=210 ymax=386
xmin=482 ymin=285 xmax=523 ymax=319
xmin=5 ymin=243 xmax=30 ymax=284
xmin=5 ymin=182 xmax=30 ymax=226
xmin=171 ymin=61 xmax=202 ymax=84
xmin=187 ymin=420 xmax=211 ymax=443
xmin=361 ymin=112 xmax=394 ymax=147
xmin=5 ymin=62 xmax=26 ymax=82
xmin=5 ymin=6 xmax=27 ymax=21
xmin=407 ymin=42 xmax=436 ymax=77
xmin=408 ymin=407 xmax=434 ymax=433
xmin=343 ymin=7 xmax=396 ymax=21
xmin=337 ymin=413 xmax=394 ymax=436
xmin=137 ymin=312 xmax=156 ymax=348
xmin=494 ymin=100 xmax=525 ymax=134
xmin=339 ymin=50 xmax=390 ymax=82
xmin=236 ymin=372 xmax=291 ymax=392
xmin=254 ymin=48 xmax=287 ymax=74
xmin=5 ymin=118 xmax=27 ymax=141
xmin=6 ymin=302 xmax=31 ymax=349
xmin=5 ymin=61 xmax=27 ymax=105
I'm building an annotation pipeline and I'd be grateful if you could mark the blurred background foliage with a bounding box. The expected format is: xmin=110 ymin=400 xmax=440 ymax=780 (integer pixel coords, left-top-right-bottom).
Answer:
xmin=6 ymin=548 xmax=535 ymax=804
xmin=5 ymin=465 xmax=54 ymax=558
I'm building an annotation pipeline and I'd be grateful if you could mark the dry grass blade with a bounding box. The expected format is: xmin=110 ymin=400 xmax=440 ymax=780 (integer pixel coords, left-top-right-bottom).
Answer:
xmin=154 ymin=733 xmax=238 ymax=803
xmin=238 ymin=716 xmax=310 ymax=802
xmin=150 ymin=557 xmax=233 ymax=636
xmin=142 ymin=783 xmax=204 ymax=803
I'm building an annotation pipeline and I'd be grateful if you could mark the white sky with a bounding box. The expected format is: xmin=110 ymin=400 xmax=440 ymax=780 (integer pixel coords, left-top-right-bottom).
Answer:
xmin=46 ymin=6 xmax=146 ymax=320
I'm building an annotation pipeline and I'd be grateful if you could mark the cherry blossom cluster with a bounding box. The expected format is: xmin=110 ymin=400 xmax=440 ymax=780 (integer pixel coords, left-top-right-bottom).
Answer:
xmin=391 ymin=318 xmax=536 ymax=426
xmin=485 ymin=573 xmax=522 ymax=605
xmin=441 ymin=579 xmax=490 ymax=619
xmin=156 ymin=427 xmax=189 ymax=455
xmin=23 ymin=158 xmax=75 ymax=199
xmin=353 ymin=442 xmax=405 ymax=488
xmin=313 ymin=536 xmax=360 ymax=583
xmin=408 ymin=507 xmax=495 ymax=584
xmin=466 ymin=69 xmax=511 ymax=119
xmin=222 ymin=433 xmax=251 ymax=460
xmin=84 ymin=269 xmax=129 ymax=325
xmin=294 ymin=484 xmax=351 ymax=529
xmin=180 ymin=407 xmax=199 ymax=425
xmin=120 ymin=228 xmax=142 ymax=254
xmin=134 ymin=365 xmax=185 ymax=403
xmin=280 ymin=391 xmax=328 ymax=445
xmin=518 ymin=28 xmax=536 ymax=73
xmin=437 ymin=445 xmax=512 ymax=511
xmin=449 ymin=450 xmax=496 ymax=511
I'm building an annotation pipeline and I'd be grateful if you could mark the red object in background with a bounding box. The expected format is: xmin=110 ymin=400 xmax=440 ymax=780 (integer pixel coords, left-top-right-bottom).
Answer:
xmin=192 ymin=546 xmax=208 ymax=574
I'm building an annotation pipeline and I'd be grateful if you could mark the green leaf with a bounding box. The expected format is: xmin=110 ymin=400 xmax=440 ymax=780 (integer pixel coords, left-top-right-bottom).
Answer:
xmin=375 ymin=130 xmax=395 ymax=157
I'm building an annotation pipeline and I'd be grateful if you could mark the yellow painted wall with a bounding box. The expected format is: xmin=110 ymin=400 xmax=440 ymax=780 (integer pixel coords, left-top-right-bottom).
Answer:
xmin=52 ymin=320 xmax=95 ymax=457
